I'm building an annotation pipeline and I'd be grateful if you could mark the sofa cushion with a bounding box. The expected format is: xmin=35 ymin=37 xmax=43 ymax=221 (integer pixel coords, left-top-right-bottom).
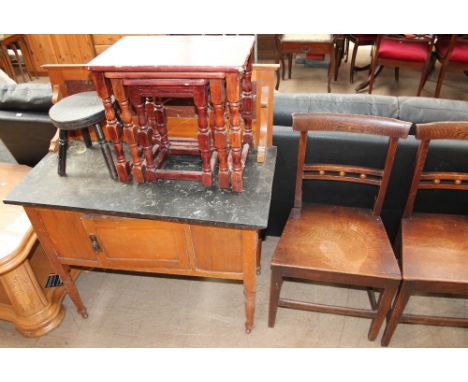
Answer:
xmin=273 ymin=93 xmax=399 ymax=126
xmin=399 ymin=97 xmax=468 ymax=124
xmin=0 ymin=84 xmax=52 ymax=112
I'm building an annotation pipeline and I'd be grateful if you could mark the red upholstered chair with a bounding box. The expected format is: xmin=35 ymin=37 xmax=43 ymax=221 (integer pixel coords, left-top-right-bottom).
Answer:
xmin=346 ymin=34 xmax=377 ymax=83
xmin=368 ymin=35 xmax=435 ymax=96
xmin=434 ymin=34 xmax=468 ymax=98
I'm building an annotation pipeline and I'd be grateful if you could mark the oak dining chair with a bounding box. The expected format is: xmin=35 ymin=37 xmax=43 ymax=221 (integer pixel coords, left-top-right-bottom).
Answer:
xmin=269 ymin=113 xmax=411 ymax=341
xmin=381 ymin=121 xmax=468 ymax=346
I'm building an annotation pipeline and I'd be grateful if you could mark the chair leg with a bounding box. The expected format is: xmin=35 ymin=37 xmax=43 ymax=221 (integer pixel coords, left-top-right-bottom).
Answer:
xmin=58 ymin=129 xmax=68 ymax=176
xmin=417 ymin=59 xmax=433 ymax=97
xmin=435 ymin=62 xmax=449 ymax=98
xmin=95 ymin=123 xmax=118 ymax=180
xmin=344 ymin=37 xmax=350 ymax=62
xmin=281 ymin=54 xmax=286 ymax=81
xmin=268 ymin=266 xmax=284 ymax=327
xmin=288 ymin=53 xmax=293 ymax=79
xmin=81 ymin=127 xmax=92 ymax=148
xmin=327 ymin=49 xmax=336 ymax=93
xmin=381 ymin=281 xmax=411 ymax=346
xmin=368 ymin=56 xmax=379 ymax=94
xmin=394 ymin=67 xmax=400 ymax=82
xmin=368 ymin=284 xmax=399 ymax=341
xmin=275 ymin=57 xmax=281 ymax=90
xmin=350 ymin=43 xmax=359 ymax=84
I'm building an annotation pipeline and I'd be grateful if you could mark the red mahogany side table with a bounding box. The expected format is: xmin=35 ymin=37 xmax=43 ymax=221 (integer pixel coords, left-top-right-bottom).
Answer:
xmin=86 ymin=35 xmax=255 ymax=192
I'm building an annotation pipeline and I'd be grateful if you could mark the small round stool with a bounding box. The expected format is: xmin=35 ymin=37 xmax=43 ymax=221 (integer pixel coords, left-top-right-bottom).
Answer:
xmin=49 ymin=91 xmax=117 ymax=180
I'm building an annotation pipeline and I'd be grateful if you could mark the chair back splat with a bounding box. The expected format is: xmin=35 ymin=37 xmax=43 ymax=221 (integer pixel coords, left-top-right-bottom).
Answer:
xmin=403 ymin=121 xmax=468 ymax=218
xmin=292 ymin=113 xmax=412 ymax=215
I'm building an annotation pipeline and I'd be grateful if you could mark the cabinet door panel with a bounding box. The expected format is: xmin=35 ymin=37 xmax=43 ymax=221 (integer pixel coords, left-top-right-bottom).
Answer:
xmin=35 ymin=209 xmax=98 ymax=263
xmin=190 ymin=225 xmax=243 ymax=273
xmin=81 ymin=216 xmax=191 ymax=270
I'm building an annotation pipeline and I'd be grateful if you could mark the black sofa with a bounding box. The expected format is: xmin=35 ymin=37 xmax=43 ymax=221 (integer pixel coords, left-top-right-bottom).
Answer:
xmin=267 ymin=93 xmax=468 ymax=241
xmin=0 ymin=83 xmax=55 ymax=166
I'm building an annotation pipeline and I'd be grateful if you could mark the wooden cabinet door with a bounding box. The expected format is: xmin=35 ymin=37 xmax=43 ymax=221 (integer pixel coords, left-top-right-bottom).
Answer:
xmin=80 ymin=215 xmax=192 ymax=271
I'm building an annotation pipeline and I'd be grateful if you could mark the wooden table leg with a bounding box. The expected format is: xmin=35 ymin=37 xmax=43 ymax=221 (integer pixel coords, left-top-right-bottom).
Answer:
xmin=226 ymin=73 xmax=244 ymax=192
xmin=24 ymin=208 xmax=88 ymax=319
xmin=154 ymin=97 xmax=170 ymax=168
xmin=193 ymin=85 xmax=212 ymax=187
xmin=146 ymin=97 xmax=161 ymax=146
xmin=130 ymin=93 xmax=157 ymax=182
xmin=209 ymin=79 xmax=230 ymax=189
xmin=110 ymin=79 xmax=144 ymax=183
xmin=91 ymin=72 xmax=130 ymax=182
xmin=242 ymin=230 xmax=258 ymax=333
xmin=241 ymin=51 xmax=254 ymax=148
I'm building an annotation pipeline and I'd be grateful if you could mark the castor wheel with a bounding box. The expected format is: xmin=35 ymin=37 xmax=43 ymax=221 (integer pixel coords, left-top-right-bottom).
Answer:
xmin=256 ymin=267 xmax=261 ymax=276
xmin=245 ymin=325 xmax=252 ymax=334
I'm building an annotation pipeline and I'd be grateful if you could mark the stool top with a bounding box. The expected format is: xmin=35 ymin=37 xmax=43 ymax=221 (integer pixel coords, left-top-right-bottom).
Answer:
xmin=49 ymin=91 xmax=105 ymax=130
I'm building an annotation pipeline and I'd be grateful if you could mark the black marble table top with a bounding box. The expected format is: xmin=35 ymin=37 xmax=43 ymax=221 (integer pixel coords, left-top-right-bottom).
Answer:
xmin=4 ymin=142 xmax=277 ymax=230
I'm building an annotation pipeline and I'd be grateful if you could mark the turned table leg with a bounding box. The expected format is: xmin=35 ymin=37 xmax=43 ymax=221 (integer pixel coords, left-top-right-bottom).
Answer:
xmin=241 ymin=51 xmax=254 ymax=148
xmin=91 ymin=72 xmax=130 ymax=182
xmin=193 ymin=85 xmax=212 ymax=187
xmin=111 ymin=79 xmax=144 ymax=183
xmin=226 ymin=73 xmax=244 ymax=192
xmin=130 ymin=93 xmax=157 ymax=182
xmin=154 ymin=97 xmax=170 ymax=169
xmin=209 ymin=79 xmax=230 ymax=189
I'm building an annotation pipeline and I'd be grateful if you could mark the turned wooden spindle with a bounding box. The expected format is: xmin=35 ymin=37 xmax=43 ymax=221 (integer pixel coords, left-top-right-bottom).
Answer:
xmin=226 ymin=73 xmax=244 ymax=192
xmin=145 ymin=97 xmax=161 ymax=146
xmin=210 ymin=79 xmax=230 ymax=189
xmin=193 ymin=86 xmax=212 ymax=187
xmin=154 ymin=98 xmax=170 ymax=152
xmin=130 ymin=93 xmax=157 ymax=182
xmin=110 ymin=79 xmax=144 ymax=183
xmin=241 ymin=51 xmax=254 ymax=148
xmin=91 ymin=72 xmax=130 ymax=182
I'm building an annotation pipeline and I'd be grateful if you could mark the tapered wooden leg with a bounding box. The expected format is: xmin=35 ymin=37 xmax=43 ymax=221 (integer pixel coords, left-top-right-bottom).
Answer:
xmin=395 ymin=67 xmax=400 ymax=82
xmin=94 ymin=123 xmax=117 ymax=180
xmin=226 ymin=73 xmax=244 ymax=192
xmin=24 ymin=208 xmax=88 ymax=318
xmin=327 ymin=49 xmax=336 ymax=93
xmin=58 ymin=129 xmax=67 ymax=176
xmin=81 ymin=127 xmax=92 ymax=148
xmin=350 ymin=44 xmax=359 ymax=83
xmin=91 ymin=71 xmax=130 ymax=182
xmin=243 ymin=230 xmax=258 ymax=334
xmin=381 ymin=281 xmax=411 ymax=346
xmin=368 ymin=284 xmax=398 ymax=341
xmin=368 ymin=58 xmax=379 ymax=94
xmin=194 ymin=85 xmax=212 ymax=187
xmin=268 ymin=266 xmax=283 ymax=327
xmin=210 ymin=79 xmax=230 ymax=189
xmin=288 ymin=53 xmax=293 ymax=79
xmin=435 ymin=63 xmax=449 ymax=98
xmin=256 ymin=231 xmax=262 ymax=275
xmin=417 ymin=59 xmax=433 ymax=97
xmin=241 ymin=51 xmax=254 ymax=148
